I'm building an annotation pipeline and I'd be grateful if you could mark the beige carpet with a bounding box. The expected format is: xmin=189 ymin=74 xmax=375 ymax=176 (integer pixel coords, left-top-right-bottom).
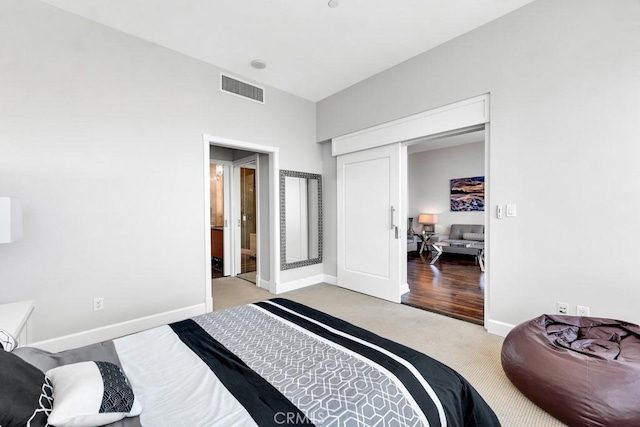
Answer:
xmin=212 ymin=277 xmax=566 ymax=426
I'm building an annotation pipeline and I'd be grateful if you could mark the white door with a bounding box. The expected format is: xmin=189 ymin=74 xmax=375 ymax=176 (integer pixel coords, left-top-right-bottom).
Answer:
xmin=337 ymin=143 xmax=404 ymax=302
xmin=222 ymin=164 xmax=231 ymax=276
xmin=232 ymin=164 xmax=241 ymax=275
xmin=232 ymin=158 xmax=258 ymax=282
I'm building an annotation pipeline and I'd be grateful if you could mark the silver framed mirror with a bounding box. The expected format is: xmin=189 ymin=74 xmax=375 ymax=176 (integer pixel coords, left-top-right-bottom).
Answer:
xmin=280 ymin=170 xmax=323 ymax=270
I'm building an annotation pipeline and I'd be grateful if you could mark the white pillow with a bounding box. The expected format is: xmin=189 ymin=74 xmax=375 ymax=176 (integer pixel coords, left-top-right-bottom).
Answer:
xmin=46 ymin=361 xmax=141 ymax=427
xmin=462 ymin=232 xmax=484 ymax=241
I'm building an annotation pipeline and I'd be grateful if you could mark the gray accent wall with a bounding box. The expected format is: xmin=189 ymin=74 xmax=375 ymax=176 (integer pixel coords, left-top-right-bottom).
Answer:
xmin=317 ymin=0 xmax=640 ymax=328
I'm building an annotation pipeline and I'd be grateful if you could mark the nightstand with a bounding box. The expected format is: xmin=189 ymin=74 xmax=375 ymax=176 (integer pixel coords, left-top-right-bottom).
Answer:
xmin=0 ymin=300 xmax=34 ymax=348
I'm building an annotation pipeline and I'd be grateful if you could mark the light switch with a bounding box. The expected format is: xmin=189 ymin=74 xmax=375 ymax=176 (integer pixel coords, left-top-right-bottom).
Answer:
xmin=506 ymin=204 xmax=517 ymax=217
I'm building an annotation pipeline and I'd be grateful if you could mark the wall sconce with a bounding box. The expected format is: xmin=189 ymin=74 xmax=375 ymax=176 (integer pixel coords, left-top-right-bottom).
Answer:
xmin=418 ymin=213 xmax=437 ymax=235
xmin=0 ymin=197 xmax=23 ymax=243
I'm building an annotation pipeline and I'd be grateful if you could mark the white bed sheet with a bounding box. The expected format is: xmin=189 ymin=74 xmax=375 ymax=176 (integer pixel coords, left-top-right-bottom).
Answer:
xmin=113 ymin=325 xmax=257 ymax=427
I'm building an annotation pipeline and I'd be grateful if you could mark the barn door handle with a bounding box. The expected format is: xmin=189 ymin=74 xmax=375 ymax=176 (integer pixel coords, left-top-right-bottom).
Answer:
xmin=390 ymin=206 xmax=396 ymax=230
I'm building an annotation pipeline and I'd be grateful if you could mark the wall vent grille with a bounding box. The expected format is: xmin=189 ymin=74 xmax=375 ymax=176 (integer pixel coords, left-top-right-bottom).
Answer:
xmin=220 ymin=73 xmax=265 ymax=104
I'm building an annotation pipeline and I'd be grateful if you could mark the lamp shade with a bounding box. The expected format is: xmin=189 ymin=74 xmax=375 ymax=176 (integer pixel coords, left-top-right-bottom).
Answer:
xmin=0 ymin=197 xmax=23 ymax=243
xmin=418 ymin=213 xmax=437 ymax=224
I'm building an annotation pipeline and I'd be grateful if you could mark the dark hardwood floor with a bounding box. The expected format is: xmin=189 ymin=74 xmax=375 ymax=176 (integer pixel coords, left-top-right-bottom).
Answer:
xmin=403 ymin=249 xmax=484 ymax=325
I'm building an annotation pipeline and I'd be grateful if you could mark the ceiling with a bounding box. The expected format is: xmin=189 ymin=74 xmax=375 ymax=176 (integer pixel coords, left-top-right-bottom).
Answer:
xmin=39 ymin=0 xmax=535 ymax=102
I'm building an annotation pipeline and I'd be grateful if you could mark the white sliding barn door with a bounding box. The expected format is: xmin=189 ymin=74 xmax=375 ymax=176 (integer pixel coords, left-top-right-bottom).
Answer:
xmin=337 ymin=143 xmax=403 ymax=302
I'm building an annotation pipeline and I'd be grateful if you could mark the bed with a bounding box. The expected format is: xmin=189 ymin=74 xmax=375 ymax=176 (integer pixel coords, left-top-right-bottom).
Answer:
xmin=3 ymin=298 xmax=500 ymax=426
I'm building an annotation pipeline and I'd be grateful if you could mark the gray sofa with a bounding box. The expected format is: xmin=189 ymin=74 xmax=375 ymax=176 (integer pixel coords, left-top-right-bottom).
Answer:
xmin=434 ymin=224 xmax=484 ymax=255
xmin=407 ymin=234 xmax=418 ymax=252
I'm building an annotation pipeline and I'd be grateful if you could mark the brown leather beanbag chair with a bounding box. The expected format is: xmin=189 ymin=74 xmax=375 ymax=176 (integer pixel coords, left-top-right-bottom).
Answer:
xmin=501 ymin=314 xmax=640 ymax=427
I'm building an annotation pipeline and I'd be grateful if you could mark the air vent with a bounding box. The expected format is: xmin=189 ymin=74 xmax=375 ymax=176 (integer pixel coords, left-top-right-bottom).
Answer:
xmin=220 ymin=73 xmax=265 ymax=104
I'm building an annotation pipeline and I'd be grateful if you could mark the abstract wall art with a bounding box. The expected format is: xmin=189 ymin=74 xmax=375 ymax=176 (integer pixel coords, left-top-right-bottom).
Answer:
xmin=450 ymin=176 xmax=485 ymax=211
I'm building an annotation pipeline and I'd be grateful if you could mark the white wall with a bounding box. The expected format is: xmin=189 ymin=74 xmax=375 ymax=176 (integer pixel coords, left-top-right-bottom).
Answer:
xmin=408 ymin=142 xmax=485 ymax=236
xmin=318 ymin=0 xmax=640 ymax=330
xmin=0 ymin=0 xmax=319 ymax=343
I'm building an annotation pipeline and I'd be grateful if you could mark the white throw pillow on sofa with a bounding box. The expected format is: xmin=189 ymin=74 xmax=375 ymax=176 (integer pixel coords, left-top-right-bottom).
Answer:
xmin=462 ymin=232 xmax=484 ymax=241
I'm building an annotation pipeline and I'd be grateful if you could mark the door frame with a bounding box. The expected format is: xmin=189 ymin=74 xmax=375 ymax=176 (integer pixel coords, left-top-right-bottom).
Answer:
xmin=202 ymin=134 xmax=279 ymax=311
xmin=331 ymin=94 xmax=491 ymax=326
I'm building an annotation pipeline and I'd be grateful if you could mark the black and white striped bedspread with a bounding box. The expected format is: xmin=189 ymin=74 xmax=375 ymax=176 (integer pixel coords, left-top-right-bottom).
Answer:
xmin=114 ymin=299 xmax=500 ymax=427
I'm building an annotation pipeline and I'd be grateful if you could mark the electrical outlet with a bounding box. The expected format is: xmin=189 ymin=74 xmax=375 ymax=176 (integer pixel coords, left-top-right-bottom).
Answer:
xmin=577 ymin=305 xmax=590 ymax=316
xmin=93 ymin=297 xmax=104 ymax=312
xmin=556 ymin=302 xmax=569 ymax=315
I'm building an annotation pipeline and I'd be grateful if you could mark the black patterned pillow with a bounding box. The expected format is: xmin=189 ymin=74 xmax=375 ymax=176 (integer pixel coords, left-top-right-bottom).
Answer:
xmin=46 ymin=361 xmax=141 ymax=427
xmin=0 ymin=350 xmax=53 ymax=427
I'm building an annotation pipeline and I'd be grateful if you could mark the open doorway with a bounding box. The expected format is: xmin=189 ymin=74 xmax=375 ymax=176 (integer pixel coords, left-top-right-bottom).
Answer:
xmin=203 ymin=134 xmax=280 ymax=305
xmin=208 ymin=150 xmax=259 ymax=283
xmin=209 ymin=162 xmax=227 ymax=279
xmin=332 ymin=94 xmax=490 ymax=326
xmin=402 ymin=129 xmax=487 ymax=324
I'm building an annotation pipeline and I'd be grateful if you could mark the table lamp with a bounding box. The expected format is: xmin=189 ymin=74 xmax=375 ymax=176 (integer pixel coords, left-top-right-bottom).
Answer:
xmin=418 ymin=213 xmax=437 ymax=235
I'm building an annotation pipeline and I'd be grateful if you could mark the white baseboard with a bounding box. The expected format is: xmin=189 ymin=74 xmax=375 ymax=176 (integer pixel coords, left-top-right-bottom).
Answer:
xmin=257 ymin=276 xmax=270 ymax=290
xmin=400 ymin=283 xmax=410 ymax=296
xmin=322 ymin=274 xmax=337 ymax=285
xmin=485 ymin=319 xmax=515 ymax=337
xmin=276 ymin=274 xmax=337 ymax=294
xmin=31 ymin=304 xmax=207 ymax=353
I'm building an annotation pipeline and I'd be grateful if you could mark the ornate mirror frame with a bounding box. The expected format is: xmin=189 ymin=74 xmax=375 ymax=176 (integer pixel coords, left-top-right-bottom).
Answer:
xmin=280 ymin=170 xmax=323 ymax=270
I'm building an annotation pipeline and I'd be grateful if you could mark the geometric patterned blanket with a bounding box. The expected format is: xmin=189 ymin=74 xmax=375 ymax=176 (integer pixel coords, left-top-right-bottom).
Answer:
xmin=186 ymin=299 xmax=499 ymax=427
xmin=114 ymin=299 xmax=500 ymax=427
